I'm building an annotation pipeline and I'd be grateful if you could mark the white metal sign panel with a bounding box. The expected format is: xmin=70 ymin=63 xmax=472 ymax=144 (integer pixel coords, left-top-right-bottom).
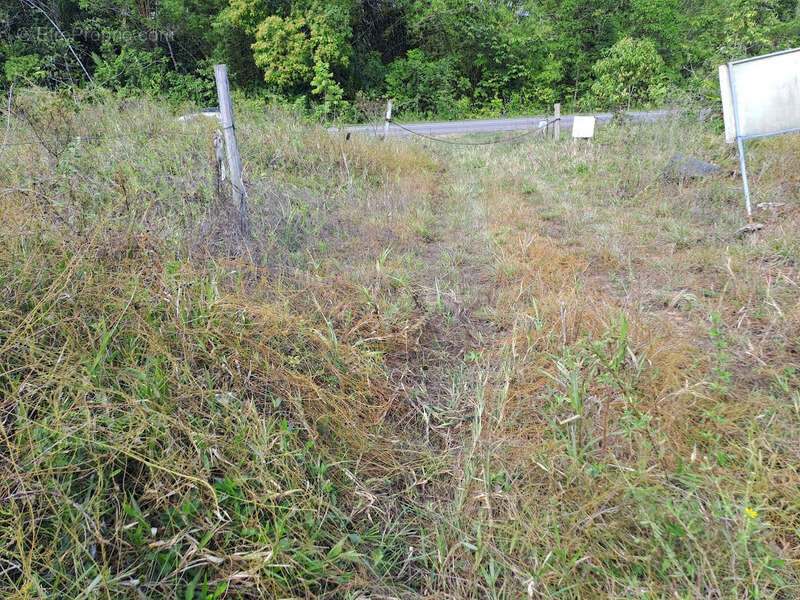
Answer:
xmin=719 ymin=48 xmax=800 ymax=143
xmin=572 ymin=116 xmax=596 ymax=138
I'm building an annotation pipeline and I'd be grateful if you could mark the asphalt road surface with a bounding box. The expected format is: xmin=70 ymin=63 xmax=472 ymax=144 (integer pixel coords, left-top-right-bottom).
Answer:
xmin=329 ymin=110 xmax=681 ymax=138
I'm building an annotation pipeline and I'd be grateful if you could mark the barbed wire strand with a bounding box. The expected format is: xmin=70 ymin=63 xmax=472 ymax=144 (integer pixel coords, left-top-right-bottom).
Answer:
xmin=1 ymin=128 xmax=202 ymax=148
xmin=388 ymin=117 xmax=560 ymax=146
xmin=3 ymin=115 xmax=561 ymax=149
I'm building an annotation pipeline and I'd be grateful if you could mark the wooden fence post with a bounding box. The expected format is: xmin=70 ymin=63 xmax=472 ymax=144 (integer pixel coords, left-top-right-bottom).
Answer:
xmin=214 ymin=64 xmax=247 ymax=233
xmin=554 ymin=103 xmax=561 ymax=140
xmin=384 ymin=100 xmax=393 ymax=139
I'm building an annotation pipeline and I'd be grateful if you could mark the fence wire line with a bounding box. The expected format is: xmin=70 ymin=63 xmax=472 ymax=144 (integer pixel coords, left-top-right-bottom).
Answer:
xmin=2 ymin=128 xmax=202 ymax=148
xmin=387 ymin=117 xmax=561 ymax=146
xmin=2 ymin=110 xmax=560 ymax=150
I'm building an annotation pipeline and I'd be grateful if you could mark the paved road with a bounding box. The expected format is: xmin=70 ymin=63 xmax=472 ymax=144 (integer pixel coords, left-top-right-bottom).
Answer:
xmin=329 ymin=110 xmax=680 ymax=138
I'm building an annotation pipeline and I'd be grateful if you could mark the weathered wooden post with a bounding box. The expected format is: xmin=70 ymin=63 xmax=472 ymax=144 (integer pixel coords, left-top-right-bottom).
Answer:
xmin=554 ymin=103 xmax=561 ymax=140
xmin=384 ymin=100 xmax=393 ymax=140
xmin=214 ymin=64 xmax=248 ymax=233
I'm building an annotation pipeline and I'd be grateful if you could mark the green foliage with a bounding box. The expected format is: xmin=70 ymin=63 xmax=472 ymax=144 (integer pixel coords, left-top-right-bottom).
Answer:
xmin=386 ymin=49 xmax=463 ymax=118
xmin=4 ymin=53 xmax=48 ymax=85
xmin=724 ymin=0 xmax=782 ymax=55
xmin=3 ymin=0 xmax=800 ymax=117
xmin=91 ymin=44 xmax=168 ymax=93
xmin=236 ymin=1 xmax=353 ymax=115
xmin=587 ymin=37 xmax=668 ymax=109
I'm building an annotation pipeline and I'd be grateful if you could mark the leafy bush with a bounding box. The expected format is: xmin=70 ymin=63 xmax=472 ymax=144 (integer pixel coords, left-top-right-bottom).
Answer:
xmin=3 ymin=53 xmax=47 ymax=85
xmin=385 ymin=49 xmax=464 ymax=118
xmin=587 ymin=37 xmax=668 ymax=110
xmin=245 ymin=2 xmax=353 ymax=116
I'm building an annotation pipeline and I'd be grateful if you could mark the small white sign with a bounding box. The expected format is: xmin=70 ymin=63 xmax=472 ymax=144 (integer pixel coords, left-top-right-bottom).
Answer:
xmin=719 ymin=48 xmax=800 ymax=143
xmin=572 ymin=116 xmax=596 ymax=139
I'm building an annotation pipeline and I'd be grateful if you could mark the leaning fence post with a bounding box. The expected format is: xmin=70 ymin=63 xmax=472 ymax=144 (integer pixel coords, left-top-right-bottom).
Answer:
xmin=554 ymin=103 xmax=561 ymax=140
xmin=214 ymin=64 xmax=247 ymax=233
xmin=384 ymin=100 xmax=393 ymax=139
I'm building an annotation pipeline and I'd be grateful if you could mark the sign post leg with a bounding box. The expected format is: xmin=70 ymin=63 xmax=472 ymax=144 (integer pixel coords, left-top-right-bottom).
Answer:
xmin=736 ymin=137 xmax=753 ymax=223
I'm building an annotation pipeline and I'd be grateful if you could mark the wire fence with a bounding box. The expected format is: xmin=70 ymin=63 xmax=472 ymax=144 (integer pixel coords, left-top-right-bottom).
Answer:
xmin=1 ymin=129 xmax=203 ymax=148
xmin=388 ymin=117 xmax=561 ymax=146
xmin=1 ymin=108 xmax=560 ymax=152
xmin=0 ymin=85 xmax=209 ymax=154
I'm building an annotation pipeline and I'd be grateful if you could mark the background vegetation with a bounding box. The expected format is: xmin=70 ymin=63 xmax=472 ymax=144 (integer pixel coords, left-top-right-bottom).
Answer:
xmin=3 ymin=0 xmax=800 ymax=120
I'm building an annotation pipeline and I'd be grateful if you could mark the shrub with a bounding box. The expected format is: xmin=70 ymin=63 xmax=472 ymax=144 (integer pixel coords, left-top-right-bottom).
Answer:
xmin=587 ymin=37 xmax=668 ymax=110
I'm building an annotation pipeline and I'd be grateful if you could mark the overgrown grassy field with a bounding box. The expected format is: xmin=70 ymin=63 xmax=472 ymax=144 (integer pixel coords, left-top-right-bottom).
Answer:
xmin=1 ymin=90 xmax=798 ymax=599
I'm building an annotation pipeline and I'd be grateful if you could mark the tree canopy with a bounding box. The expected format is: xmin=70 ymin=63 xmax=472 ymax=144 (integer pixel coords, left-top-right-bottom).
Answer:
xmin=3 ymin=0 xmax=800 ymax=119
